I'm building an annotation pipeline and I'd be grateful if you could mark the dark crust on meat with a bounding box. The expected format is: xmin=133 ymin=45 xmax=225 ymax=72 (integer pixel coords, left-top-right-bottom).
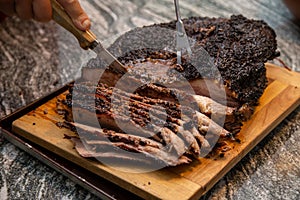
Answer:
xmin=100 ymin=15 xmax=278 ymax=104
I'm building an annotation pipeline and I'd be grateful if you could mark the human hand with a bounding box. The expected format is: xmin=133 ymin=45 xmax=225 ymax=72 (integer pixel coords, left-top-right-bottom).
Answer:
xmin=0 ymin=0 xmax=91 ymax=30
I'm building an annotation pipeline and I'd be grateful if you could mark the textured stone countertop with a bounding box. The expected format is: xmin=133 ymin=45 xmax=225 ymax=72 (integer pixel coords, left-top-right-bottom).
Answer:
xmin=0 ymin=0 xmax=300 ymax=199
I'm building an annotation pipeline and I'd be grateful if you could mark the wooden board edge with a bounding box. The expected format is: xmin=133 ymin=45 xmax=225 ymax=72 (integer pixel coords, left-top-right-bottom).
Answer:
xmin=197 ymin=84 xmax=300 ymax=196
xmin=265 ymin=63 xmax=300 ymax=87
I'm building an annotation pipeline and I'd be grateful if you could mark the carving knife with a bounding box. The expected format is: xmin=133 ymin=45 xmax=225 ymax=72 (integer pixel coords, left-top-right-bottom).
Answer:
xmin=50 ymin=0 xmax=127 ymax=74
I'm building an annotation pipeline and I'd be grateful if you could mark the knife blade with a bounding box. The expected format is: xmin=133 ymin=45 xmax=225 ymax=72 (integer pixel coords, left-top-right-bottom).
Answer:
xmin=90 ymin=40 xmax=127 ymax=74
xmin=50 ymin=0 xmax=127 ymax=75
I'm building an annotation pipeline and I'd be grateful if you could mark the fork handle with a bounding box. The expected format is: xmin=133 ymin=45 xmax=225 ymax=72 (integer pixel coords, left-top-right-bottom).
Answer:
xmin=50 ymin=0 xmax=97 ymax=49
xmin=174 ymin=0 xmax=181 ymax=21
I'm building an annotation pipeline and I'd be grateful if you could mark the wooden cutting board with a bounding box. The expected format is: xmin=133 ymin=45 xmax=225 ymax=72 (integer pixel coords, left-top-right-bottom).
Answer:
xmin=12 ymin=63 xmax=300 ymax=200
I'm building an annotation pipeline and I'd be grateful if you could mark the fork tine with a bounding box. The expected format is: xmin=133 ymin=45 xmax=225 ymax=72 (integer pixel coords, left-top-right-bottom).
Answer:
xmin=177 ymin=50 xmax=182 ymax=65
xmin=174 ymin=0 xmax=192 ymax=64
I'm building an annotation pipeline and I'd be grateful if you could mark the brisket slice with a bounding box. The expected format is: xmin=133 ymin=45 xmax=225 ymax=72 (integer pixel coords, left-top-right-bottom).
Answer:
xmin=68 ymin=123 xmax=191 ymax=166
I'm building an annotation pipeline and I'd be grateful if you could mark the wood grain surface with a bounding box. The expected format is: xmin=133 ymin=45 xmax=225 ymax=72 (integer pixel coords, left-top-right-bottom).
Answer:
xmin=1 ymin=0 xmax=300 ymax=199
xmin=11 ymin=65 xmax=300 ymax=200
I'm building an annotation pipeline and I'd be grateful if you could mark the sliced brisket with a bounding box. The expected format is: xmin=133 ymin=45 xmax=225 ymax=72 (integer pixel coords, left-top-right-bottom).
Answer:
xmin=63 ymin=15 xmax=278 ymax=166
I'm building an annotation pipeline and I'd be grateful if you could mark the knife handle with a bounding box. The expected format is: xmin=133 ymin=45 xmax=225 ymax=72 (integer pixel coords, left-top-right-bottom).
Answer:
xmin=50 ymin=0 xmax=97 ymax=49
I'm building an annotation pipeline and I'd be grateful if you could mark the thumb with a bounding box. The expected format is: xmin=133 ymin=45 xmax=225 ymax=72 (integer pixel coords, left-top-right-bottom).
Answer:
xmin=56 ymin=0 xmax=91 ymax=31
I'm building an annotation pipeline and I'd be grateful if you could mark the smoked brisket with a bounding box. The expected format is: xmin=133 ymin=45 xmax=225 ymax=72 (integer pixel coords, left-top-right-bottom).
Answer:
xmin=63 ymin=15 xmax=278 ymax=166
xmin=86 ymin=15 xmax=278 ymax=105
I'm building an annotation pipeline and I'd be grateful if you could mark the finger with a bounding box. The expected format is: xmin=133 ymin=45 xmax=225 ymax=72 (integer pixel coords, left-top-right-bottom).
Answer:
xmin=56 ymin=0 xmax=90 ymax=30
xmin=15 ymin=0 xmax=33 ymax=20
xmin=0 ymin=0 xmax=16 ymax=16
xmin=32 ymin=0 xmax=52 ymax=22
